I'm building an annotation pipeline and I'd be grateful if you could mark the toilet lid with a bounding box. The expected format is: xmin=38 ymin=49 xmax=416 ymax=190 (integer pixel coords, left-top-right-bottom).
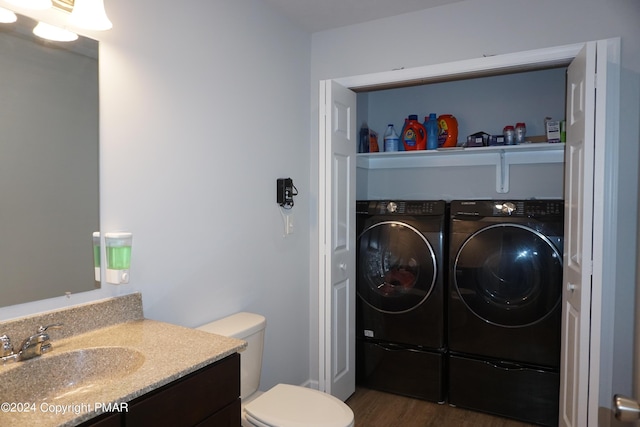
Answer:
xmin=244 ymin=384 xmax=354 ymax=427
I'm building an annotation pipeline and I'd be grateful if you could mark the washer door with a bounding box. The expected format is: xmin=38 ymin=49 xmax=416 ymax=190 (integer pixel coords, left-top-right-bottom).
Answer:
xmin=454 ymin=223 xmax=562 ymax=327
xmin=357 ymin=221 xmax=437 ymax=314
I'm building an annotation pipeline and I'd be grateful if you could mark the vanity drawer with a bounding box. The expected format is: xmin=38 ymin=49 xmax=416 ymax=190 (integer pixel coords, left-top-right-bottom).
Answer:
xmin=126 ymin=353 xmax=240 ymax=427
xmin=79 ymin=412 xmax=121 ymax=427
xmin=195 ymin=399 xmax=241 ymax=427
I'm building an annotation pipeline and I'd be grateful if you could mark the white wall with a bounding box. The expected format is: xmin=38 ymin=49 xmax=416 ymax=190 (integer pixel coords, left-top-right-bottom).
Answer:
xmin=309 ymin=0 xmax=640 ymax=417
xmin=100 ymin=0 xmax=312 ymax=391
xmin=1 ymin=0 xmax=312 ymax=392
xmin=311 ymin=0 xmax=640 ymax=78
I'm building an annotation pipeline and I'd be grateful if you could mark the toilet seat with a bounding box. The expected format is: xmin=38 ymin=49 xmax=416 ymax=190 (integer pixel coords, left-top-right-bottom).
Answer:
xmin=244 ymin=384 xmax=354 ymax=427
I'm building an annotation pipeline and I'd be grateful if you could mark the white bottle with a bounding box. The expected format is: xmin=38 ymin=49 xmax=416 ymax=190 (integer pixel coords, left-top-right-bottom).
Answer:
xmin=515 ymin=122 xmax=527 ymax=144
xmin=383 ymin=124 xmax=400 ymax=152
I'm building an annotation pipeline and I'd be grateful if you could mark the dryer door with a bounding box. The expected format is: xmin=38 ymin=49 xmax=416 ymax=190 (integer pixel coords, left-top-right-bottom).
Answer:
xmin=357 ymin=221 xmax=437 ymax=314
xmin=454 ymin=223 xmax=562 ymax=327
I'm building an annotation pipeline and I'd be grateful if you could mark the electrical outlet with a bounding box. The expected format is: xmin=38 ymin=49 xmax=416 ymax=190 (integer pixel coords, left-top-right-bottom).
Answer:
xmin=285 ymin=215 xmax=294 ymax=235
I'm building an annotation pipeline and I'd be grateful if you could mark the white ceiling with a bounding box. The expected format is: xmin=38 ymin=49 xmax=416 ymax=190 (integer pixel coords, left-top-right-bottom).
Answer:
xmin=261 ymin=0 xmax=467 ymax=33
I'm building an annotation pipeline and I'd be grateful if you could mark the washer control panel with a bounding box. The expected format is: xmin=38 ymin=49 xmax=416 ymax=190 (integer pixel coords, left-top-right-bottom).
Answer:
xmin=356 ymin=200 xmax=445 ymax=216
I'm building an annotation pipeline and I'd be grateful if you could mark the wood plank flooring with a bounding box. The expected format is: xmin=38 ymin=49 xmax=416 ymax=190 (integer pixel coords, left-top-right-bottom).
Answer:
xmin=346 ymin=387 xmax=538 ymax=427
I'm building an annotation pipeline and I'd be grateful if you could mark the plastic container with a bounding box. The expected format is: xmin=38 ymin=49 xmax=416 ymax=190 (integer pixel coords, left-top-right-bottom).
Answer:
xmin=437 ymin=114 xmax=458 ymax=147
xmin=402 ymin=115 xmax=427 ymax=150
xmin=92 ymin=231 xmax=100 ymax=282
xmin=369 ymin=129 xmax=380 ymax=152
xmin=359 ymin=123 xmax=370 ymax=153
xmin=104 ymin=232 xmax=133 ymax=284
xmin=425 ymin=113 xmax=438 ymax=150
xmin=503 ymin=125 xmax=515 ymax=145
xmin=515 ymin=122 xmax=526 ymax=145
xmin=383 ymin=124 xmax=400 ymax=152
xmin=398 ymin=118 xmax=407 ymax=151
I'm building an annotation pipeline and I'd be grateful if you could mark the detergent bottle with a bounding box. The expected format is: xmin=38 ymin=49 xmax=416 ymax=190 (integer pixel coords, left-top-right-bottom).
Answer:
xmin=425 ymin=113 xmax=438 ymax=150
xmin=437 ymin=114 xmax=458 ymax=148
xmin=358 ymin=122 xmax=369 ymax=153
xmin=383 ymin=124 xmax=400 ymax=152
xmin=402 ymin=115 xmax=427 ymax=150
xmin=398 ymin=118 xmax=408 ymax=151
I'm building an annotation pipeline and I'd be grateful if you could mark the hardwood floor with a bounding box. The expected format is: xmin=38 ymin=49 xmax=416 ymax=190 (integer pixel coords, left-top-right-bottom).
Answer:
xmin=346 ymin=387 xmax=538 ymax=427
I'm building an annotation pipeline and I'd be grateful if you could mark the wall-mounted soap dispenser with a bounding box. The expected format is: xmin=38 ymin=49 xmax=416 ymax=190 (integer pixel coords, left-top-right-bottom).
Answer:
xmin=104 ymin=232 xmax=133 ymax=284
xmin=93 ymin=231 xmax=101 ymax=282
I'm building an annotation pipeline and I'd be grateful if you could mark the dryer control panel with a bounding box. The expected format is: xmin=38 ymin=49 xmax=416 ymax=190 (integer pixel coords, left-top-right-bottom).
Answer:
xmin=356 ymin=200 xmax=445 ymax=216
xmin=451 ymin=200 xmax=563 ymax=218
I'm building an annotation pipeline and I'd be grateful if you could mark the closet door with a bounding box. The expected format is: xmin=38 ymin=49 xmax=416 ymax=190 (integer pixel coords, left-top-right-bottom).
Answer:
xmin=560 ymin=40 xmax=596 ymax=427
xmin=560 ymin=38 xmax=621 ymax=427
xmin=319 ymin=79 xmax=356 ymax=401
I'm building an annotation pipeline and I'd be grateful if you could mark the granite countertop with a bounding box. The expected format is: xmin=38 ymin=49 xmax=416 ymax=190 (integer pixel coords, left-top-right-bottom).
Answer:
xmin=0 ymin=294 xmax=246 ymax=426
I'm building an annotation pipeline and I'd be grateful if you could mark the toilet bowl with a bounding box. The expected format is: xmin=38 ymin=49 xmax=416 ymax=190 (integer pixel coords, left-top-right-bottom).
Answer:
xmin=197 ymin=312 xmax=354 ymax=427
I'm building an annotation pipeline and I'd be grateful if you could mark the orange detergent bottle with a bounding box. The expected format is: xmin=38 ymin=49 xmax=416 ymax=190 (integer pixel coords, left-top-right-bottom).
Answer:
xmin=402 ymin=115 xmax=427 ymax=150
xmin=437 ymin=114 xmax=458 ymax=148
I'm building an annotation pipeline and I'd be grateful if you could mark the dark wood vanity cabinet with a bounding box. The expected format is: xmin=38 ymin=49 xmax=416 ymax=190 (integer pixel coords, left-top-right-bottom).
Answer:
xmin=79 ymin=353 xmax=241 ymax=427
xmin=79 ymin=413 xmax=121 ymax=427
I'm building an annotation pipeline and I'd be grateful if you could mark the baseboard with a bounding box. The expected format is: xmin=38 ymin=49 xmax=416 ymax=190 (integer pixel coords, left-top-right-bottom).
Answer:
xmin=303 ymin=379 xmax=320 ymax=390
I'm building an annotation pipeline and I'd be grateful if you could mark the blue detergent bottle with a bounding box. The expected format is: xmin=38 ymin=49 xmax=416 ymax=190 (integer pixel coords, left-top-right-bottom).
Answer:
xmin=398 ymin=118 xmax=408 ymax=151
xmin=426 ymin=113 xmax=438 ymax=150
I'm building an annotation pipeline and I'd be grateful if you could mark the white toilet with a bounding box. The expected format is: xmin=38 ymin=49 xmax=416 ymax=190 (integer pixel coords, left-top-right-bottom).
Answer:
xmin=197 ymin=312 xmax=354 ymax=427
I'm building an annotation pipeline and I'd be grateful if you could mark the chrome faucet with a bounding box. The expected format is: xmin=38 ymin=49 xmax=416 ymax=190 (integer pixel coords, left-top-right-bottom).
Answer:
xmin=1 ymin=323 xmax=63 ymax=364
xmin=1 ymin=335 xmax=13 ymax=357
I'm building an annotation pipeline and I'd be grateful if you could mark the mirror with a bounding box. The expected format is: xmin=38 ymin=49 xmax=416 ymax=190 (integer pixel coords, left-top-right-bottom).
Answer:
xmin=0 ymin=12 xmax=99 ymax=307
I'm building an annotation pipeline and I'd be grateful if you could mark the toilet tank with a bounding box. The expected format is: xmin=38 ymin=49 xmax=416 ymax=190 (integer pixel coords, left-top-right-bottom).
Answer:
xmin=197 ymin=312 xmax=266 ymax=400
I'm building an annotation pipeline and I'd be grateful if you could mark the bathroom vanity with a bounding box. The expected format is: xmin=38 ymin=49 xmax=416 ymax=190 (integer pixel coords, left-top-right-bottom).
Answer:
xmin=0 ymin=293 xmax=245 ymax=427
xmin=80 ymin=353 xmax=240 ymax=427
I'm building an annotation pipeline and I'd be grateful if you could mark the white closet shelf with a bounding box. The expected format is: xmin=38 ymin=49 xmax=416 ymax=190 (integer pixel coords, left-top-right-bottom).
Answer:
xmin=356 ymin=143 xmax=565 ymax=194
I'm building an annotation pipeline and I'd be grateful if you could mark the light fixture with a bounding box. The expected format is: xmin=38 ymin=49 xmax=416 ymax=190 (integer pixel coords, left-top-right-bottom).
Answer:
xmin=3 ymin=0 xmax=112 ymax=43
xmin=0 ymin=7 xmax=17 ymax=22
xmin=33 ymin=21 xmax=78 ymax=41
xmin=6 ymin=0 xmax=52 ymax=10
xmin=68 ymin=0 xmax=111 ymax=31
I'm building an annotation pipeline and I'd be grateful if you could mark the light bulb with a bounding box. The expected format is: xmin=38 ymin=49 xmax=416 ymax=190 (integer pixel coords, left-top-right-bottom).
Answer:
xmin=33 ymin=21 xmax=78 ymax=42
xmin=69 ymin=0 xmax=112 ymax=31
xmin=0 ymin=7 xmax=18 ymax=23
